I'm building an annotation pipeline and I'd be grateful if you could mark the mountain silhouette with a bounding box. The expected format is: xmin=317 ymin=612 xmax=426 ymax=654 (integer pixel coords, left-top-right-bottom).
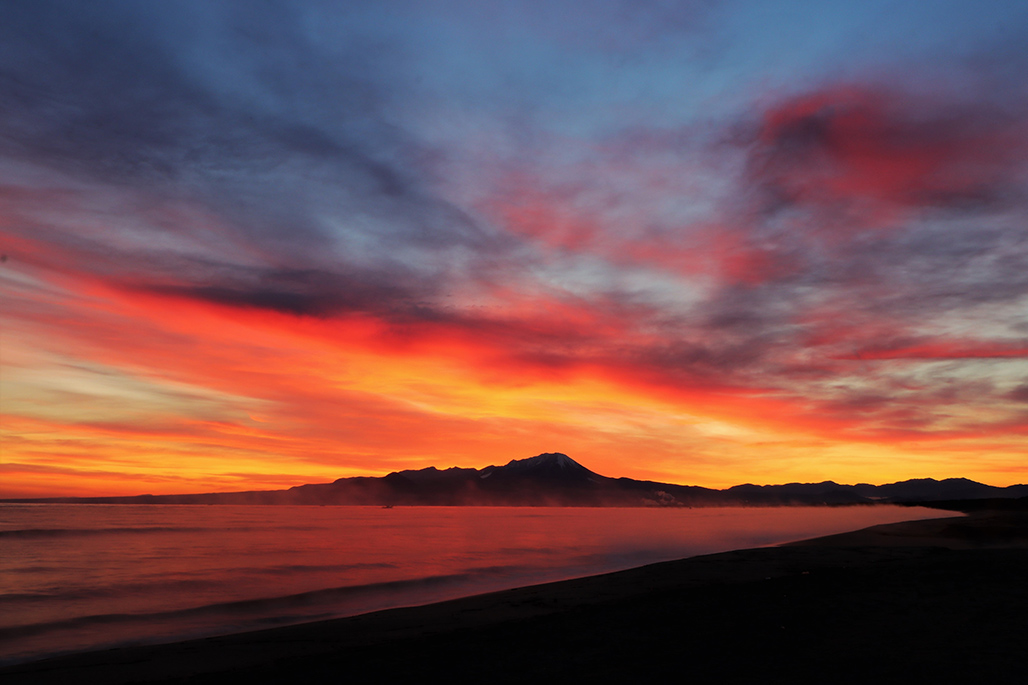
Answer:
xmin=5 ymin=453 xmax=1027 ymax=507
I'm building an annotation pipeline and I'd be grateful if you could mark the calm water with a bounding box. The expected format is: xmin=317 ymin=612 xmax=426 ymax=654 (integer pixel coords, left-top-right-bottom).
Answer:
xmin=0 ymin=504 xmax=952 ymax=665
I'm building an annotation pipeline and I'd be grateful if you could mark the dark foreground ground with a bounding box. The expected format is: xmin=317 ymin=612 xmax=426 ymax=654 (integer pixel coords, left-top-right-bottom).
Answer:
xmin=4 ymin=508 xmax=1028 ymax=684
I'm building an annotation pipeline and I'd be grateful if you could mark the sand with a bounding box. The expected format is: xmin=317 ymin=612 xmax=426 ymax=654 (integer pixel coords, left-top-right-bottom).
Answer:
xmin=3 ymin=509 xmax=1027 ymax=684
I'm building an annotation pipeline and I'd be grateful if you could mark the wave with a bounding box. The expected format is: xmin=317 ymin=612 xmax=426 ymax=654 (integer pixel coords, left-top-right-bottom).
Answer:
xmin=0 ymin=569 xmax=513 ymax=640
xmin=0 ymin=523 xmax=338 ymax=539
xmin=0 ymin=527 xmax=210 ymax=539
xmin=0 ymin=579 xmax=218 ymax=604
xmin=251 ymin=561 xmax=399 ymax=575
xmin=0 ymin=562 xmax=403 ymax=603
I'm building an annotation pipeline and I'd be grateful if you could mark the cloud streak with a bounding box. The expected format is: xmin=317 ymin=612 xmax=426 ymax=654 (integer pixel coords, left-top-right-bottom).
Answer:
xmin=2 ymin=0 xmax=1027 ymax=495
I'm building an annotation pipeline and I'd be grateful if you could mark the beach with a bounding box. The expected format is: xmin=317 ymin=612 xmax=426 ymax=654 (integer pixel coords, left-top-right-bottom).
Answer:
xmin=3 ymin=507 xmax=1026 ymax=684
xmin=1 ymin=503 xmax=940 ymax=665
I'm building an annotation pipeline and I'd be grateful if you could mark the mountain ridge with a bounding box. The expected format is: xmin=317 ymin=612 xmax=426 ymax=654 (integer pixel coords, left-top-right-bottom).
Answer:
xmin=5 ymin=453 xmax=1027 ymax=507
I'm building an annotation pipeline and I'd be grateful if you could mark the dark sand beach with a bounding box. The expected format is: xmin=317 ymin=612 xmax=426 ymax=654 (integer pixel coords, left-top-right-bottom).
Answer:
xmin=3 ymin=507 xmax=1027 ymax=684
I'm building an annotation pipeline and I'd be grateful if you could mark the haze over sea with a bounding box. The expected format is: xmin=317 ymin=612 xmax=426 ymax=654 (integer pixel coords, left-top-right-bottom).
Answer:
xmin=0 ymin=503 xmax=953 ymax=665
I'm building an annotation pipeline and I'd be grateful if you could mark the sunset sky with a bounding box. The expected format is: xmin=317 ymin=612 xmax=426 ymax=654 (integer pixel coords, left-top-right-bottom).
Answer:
xmin=2 ymin=0 xmax=1027 ymax=497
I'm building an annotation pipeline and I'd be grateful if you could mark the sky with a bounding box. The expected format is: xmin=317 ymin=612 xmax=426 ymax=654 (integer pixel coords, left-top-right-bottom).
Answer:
xmin=1 ymin=0 xmax=1027 ymax=497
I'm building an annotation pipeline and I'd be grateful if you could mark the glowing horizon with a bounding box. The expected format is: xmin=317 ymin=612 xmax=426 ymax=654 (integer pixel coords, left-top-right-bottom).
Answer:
xmin=2 ymin=1 xmax=1027 ymax=498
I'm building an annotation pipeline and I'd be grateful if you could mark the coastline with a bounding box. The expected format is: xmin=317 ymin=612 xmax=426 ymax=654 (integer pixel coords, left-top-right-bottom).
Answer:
xmin=3 ymin=509 xmax=1027 ymax=683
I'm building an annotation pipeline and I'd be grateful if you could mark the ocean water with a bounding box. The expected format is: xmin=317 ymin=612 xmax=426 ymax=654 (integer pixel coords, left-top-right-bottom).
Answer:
xmin=0 ymin=503 xmax=951 ymax=665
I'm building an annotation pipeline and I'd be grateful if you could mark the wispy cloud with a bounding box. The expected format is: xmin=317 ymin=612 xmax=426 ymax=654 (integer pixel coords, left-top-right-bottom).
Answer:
xmin=2 ymin=0 xmax=1027 ymax=494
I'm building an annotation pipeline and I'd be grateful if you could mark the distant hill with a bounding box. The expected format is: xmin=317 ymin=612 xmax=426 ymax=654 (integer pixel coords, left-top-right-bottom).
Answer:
xmin=6 ymin=453 xmax=1027 ymax=507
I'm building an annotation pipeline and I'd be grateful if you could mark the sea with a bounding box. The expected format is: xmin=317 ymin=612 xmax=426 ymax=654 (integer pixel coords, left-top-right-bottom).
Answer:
xmin=0 ymin=503 xmax=953 ymax=665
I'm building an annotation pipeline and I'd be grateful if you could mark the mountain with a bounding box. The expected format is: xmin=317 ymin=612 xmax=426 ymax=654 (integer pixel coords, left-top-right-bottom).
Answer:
xmin=6 ymin=453 xmax=1027 ymax=507
xmin=724 ymin=481 xmax=868 ymax=505
xmin=724 ymin=478 xmax=1028 ymax=505
xmin=290 ymin=453 xmax=723 ymax=506
xmin=854 ymin=478 xmax=1028 ymax=502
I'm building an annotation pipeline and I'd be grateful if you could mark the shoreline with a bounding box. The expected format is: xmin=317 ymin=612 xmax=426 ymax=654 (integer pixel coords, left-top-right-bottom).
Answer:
xmin=0 ymin=503 xmax=943 ymax=665
xmin=3 ymin=509 xmax=1027 ymax=683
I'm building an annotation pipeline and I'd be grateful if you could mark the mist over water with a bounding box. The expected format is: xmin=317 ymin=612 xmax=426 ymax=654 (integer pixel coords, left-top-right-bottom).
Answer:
xmin=0 ymin=504 xmax=952 ymax=665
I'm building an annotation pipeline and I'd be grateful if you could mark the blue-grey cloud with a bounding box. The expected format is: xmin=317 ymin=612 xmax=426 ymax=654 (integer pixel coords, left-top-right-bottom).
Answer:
xmin=0 ymin=0 xmax=503 ymax=277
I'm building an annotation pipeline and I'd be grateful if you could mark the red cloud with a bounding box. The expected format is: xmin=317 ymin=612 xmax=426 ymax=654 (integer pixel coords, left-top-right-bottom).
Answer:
xmin=486 ymin=170 xmax=802 ymax=288
xmin=836 ymin=341 xmax=1028 ymax=361
xmin=752 ymin=85 xmax=1024 ymax=222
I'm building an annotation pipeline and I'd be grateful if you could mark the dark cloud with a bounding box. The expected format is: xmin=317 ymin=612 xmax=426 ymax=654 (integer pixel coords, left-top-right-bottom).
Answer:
xmin=627 ymin=338 xmax=771 ymax=381
xmin=139 ymin=266 xmax=426 ymax=319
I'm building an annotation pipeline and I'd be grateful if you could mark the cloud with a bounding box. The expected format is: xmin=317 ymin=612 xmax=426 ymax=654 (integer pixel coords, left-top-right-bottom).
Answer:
xmin=745 ymin=84 xmax=1026 ymax=224
xmin=138 ymin=266 xmax=431 ymax=319
xmin=0 ymin=0 xmax=501 ymax=273
xmin=3 ymin=1 xmax=1028 ymax=493
xmin=835 ymin=340 xmax=1028 ymax=361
